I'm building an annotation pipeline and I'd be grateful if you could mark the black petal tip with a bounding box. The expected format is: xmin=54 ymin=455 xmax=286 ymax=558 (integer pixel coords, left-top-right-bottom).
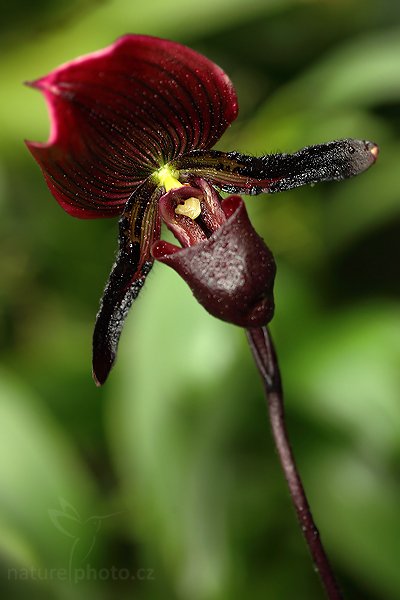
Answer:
xmin=340 ymin=138 xmax=379 ymax=177
xmin=92 ymin=359 xmax=112 ymax=387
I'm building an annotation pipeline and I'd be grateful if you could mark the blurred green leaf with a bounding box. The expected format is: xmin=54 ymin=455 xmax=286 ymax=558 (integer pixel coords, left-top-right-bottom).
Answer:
xmin=0 ymin=370 xmax=98 ymax=572
xmin=107 ymin=265 xmax=242 ymax=599
xmin=309 ymin=450 xmax=400 ymax=600
xmin=287 ymin=304 xmax=400 ymax=458
xmin=238 ymin=27 xmax=400 ymax=153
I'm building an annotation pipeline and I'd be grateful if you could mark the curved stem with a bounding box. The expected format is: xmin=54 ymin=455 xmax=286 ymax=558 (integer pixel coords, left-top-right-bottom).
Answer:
xmin=246 ymin=326 xmax=343 ymax=600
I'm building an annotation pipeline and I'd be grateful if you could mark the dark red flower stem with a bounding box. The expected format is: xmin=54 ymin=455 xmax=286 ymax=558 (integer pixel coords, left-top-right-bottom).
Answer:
xmin=246 ymin=326 xmax=343 ymax=600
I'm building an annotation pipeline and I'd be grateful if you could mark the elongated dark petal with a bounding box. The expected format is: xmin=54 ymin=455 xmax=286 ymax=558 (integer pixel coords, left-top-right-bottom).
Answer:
xmin=92 ymin=179 xmax=161 ymax=385
xmin=174 ymin=139 xmax=378 ymax=195
xmin=25 ymin=35 xmax=238 ymax=218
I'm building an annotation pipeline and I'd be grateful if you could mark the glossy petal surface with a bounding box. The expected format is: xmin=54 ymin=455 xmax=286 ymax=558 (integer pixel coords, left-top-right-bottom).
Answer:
xmin=26 ymin=35 xmax=238 ymax=218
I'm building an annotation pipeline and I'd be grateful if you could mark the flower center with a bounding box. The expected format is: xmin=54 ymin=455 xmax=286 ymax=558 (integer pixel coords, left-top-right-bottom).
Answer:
xmin=154 ymin=165 xmax=181 ymax=191
xmin=154 ymin=165 xmax=201 ymax=220
xmin=157 ymin=177 xmax=228 ymax=249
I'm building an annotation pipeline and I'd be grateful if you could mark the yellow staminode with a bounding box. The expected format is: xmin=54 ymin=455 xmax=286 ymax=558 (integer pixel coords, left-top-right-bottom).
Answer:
xmin=155 ymin=165 xmax=201 ymax=220
xmin=175 ymin=197 xmax=201 ymax=220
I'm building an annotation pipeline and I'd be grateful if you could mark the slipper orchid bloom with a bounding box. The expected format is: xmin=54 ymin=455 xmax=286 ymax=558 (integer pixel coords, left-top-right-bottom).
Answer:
xmin=26 ymin=34 xmax=378 ymax=385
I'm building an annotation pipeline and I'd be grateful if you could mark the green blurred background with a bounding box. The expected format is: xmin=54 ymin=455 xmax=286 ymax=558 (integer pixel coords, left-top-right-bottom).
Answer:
xmin=1 ymin=0 xmax=400 ymax=598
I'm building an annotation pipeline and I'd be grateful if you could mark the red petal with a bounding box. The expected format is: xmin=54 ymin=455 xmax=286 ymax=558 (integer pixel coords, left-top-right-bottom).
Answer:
xmin=26 ymin=35 xmax=238 ymax=218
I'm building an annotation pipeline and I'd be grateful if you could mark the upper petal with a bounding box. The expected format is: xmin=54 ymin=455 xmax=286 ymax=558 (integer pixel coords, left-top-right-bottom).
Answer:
xmin=174 ymin=140 xmax=378 ymax=196
xmin=25 ymin=35 xmax=238 ymax=218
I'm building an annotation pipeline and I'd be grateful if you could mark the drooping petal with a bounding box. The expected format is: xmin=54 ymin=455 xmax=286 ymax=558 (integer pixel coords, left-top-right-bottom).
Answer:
xmin=152 ymin=196 xmax=276 ymax=328
xmin=92 ymin=179 xmax=161 ymax=385
xmin=25 ymin=34 xmax=238 ymax=218
xmin=174 ymin=139 xmax=379 ymax=195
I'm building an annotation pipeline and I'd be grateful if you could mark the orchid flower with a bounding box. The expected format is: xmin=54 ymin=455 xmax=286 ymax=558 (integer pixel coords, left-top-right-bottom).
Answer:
xmin=26 ymin=34 xmax=378 ymax=386
xmin=27 ymin=35 xmax=378 ymax=598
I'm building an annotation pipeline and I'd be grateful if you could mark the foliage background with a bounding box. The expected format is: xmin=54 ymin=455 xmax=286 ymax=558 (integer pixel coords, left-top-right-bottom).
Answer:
xmin=1 ymin=0 xmax=400 ymax=598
